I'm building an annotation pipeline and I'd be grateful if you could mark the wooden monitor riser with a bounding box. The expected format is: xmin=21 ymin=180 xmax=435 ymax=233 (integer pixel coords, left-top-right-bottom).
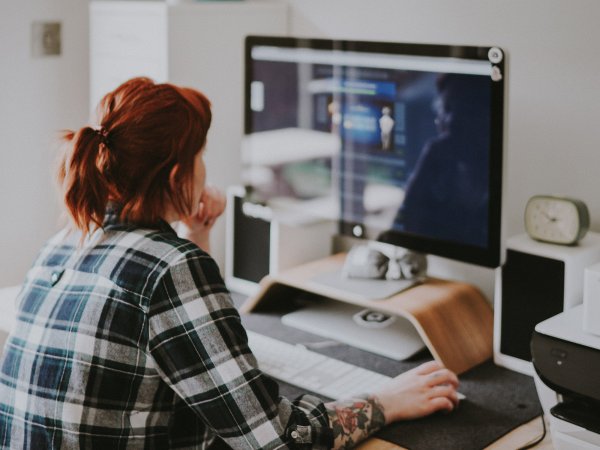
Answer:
xmin=240 ymin=253 xmax=493 ymax=375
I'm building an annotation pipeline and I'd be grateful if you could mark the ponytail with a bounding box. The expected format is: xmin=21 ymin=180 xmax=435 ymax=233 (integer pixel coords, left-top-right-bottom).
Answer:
xmin=58 ymin=126 xmax=114 ymax=235
xmin=56 ymin=77 xmax=212 ymax=235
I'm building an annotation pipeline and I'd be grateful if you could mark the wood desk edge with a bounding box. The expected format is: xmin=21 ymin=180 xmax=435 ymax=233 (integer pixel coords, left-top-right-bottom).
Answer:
xmin=356 ymin=416 xmax=552 ymax=450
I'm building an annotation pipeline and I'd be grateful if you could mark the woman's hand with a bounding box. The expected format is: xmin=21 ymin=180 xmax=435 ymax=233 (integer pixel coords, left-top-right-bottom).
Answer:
xmin=179 ymin=185 xmax=226 ymax=253
xmin=325 ymin=361 xmax=459 ymax=449
xmin=373 ymin=360 xmax=460 ymax=424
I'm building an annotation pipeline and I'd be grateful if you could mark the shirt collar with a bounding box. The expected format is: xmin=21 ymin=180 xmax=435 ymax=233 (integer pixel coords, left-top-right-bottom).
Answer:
xmin=103 ymin=202 xmax=177 ymax=235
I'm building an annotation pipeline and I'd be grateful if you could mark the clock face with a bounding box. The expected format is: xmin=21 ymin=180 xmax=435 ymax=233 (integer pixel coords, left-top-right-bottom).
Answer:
xmin=524 ymin=196 xmax=589 ymax=245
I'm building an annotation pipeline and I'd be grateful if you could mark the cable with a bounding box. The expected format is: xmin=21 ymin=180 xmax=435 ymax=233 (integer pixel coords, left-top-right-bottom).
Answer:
xmin=517 ymin=414 xmax=547 ymax=450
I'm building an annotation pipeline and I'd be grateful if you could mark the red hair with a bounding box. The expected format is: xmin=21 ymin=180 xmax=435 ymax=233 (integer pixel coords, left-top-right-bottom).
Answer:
xmin=58 ymin=77 xmax=212 ymax=234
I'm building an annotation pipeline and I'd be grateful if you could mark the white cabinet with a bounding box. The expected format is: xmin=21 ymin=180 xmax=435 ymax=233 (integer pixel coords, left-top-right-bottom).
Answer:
xmin=90 ymin=2 xmax=169 ymax=108
xmin=90 ymin=1 xmax=288 ymax=110
xmin=89 ymin=1 xmax=289 ymax=268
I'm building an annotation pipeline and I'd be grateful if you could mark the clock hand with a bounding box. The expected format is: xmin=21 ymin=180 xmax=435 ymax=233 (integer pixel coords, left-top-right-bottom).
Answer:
xmin=541 ymin=211 xmax=558 ymax=222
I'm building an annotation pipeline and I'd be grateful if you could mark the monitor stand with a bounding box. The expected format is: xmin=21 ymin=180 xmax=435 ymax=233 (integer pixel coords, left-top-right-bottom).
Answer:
xmin=305 ymin=246 xmax=427 ymax=301
xmin=281 ymin=248 xmax=426 ymax=360
xmin=281 ymin=298 xmax=425 ymax=360
xmin=239 ymin=252 xmax=494 ymax=374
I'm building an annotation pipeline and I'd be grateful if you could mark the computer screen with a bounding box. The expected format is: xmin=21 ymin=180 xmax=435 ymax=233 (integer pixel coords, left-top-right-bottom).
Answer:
xmin=243 ymin=36 xmax=505 ymax=268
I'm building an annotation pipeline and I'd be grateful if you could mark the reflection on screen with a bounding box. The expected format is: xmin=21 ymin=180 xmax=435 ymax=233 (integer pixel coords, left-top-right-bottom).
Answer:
xmin=244 ymin=42 xmax=497 ymax=254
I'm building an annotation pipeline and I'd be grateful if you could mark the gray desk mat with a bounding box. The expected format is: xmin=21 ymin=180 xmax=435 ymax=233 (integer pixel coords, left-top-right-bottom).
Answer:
xmin=235 ymin=294 xmax=542 ymax=450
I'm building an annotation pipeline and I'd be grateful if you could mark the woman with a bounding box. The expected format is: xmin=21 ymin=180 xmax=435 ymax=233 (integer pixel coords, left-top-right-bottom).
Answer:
xmin=0 ymin=78 xmax=459 ymax=449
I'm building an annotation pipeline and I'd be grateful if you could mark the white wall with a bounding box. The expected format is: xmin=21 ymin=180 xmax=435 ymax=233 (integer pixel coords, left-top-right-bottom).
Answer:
xmin=0 ymin=1 xmax=89 ymax=287
xmin=2 ymin=0 xmax=599 ymax=299
xmin=286 ymin=0 xmax=600 ymax=299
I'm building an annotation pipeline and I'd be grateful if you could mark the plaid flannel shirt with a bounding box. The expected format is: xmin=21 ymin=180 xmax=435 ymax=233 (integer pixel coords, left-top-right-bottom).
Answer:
xmin=0 ymin=208 xmax=333 ymax=449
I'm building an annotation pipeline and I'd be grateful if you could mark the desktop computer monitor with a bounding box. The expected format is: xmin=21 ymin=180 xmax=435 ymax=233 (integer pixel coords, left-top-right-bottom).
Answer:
xmin=243 ymin=36 xmax=505 ymax=268
xmin=242 ymin=36 xmax=505 ymax=359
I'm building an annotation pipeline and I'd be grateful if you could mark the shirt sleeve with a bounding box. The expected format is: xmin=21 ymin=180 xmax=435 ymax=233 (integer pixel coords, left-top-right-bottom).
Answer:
xmin=147 ymin=249 xmax=333 ymax=449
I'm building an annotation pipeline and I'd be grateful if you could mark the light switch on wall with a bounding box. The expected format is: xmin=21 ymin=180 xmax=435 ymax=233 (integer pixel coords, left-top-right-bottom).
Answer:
xmin=31 ymin=21 xmax=61 ymax=57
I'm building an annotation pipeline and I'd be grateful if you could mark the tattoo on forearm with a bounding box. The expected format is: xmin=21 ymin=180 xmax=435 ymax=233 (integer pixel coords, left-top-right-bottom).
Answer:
xmin=326 ymin=395 xmax=386 ymax=449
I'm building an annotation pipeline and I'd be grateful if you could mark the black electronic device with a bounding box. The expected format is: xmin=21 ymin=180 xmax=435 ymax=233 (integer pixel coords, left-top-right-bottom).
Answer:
xmin=243 ymin=35 xmax=505 ymax=269
xmin=500 ymin=249 xmax=565 ymax=362
xmin=230 ymin=193 xmax=271 ymax=285
xmin=533 ymin=333 xmax=600 ymax=434
xmin=494 ymin=233 xmax=600 ymax=375
xmin=532 ymin=331 xmax=600 ymax=405
xmin=224 ymin=186 xmax=334 ymax=295
xmin=531 ymin=306 xmax=600 ymax=442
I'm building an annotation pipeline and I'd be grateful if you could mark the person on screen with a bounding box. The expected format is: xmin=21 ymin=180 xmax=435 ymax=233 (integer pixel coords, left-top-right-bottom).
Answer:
xmin=328 ymin=98 xmax=342 ymax=135
xmin=379 ymin=106 xmax=395 ymax=151
xmin=0 ymin=77 xmax=460 ymax=449
xmin=393 ymin=73 xmax=490 ymax=247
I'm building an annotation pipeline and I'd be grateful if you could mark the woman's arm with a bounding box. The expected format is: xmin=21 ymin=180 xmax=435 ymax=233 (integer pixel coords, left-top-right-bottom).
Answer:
xmin=325 ymin=395 xmax=386 ymax=449
xmin=148 ymin=253 xmax=333 ymax=449
xmin=325 ymin=361 xmax=459 ymax=449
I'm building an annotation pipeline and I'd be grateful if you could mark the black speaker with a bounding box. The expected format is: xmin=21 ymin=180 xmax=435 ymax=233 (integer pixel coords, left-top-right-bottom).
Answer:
xmin=494 ymin=233 xmax=600 ymax=375
xmin=225 ymin=186 xmax=334 ymax=295
xmin=232 ymin=194 xmax=271 ymax=285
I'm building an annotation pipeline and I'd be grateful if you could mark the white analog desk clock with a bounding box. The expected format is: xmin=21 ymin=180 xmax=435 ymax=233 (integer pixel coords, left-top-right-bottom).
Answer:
xmin=524 ymin=195 xmax=590 ymax=245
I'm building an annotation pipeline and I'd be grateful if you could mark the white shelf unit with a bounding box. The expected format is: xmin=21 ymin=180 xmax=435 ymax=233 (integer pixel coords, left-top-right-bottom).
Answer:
xmin=89 ymin=1 xmax=289 ymax=268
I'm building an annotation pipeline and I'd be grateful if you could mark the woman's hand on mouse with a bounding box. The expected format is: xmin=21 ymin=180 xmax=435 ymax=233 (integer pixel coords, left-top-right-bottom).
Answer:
xmin=373 ymin=360 xmax=460 ymax=424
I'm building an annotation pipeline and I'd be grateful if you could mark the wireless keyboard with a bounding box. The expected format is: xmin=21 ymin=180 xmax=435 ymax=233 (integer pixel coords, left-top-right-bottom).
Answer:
xmin=247 ymin=330 xmax=466 ymax=402
xmin=246 ymin=330 xmax=392 ymax=399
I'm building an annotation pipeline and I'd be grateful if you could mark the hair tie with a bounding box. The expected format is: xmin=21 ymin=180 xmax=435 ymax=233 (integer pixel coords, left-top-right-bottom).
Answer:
xmin=93 ymin=126 xmax=110 ymax=146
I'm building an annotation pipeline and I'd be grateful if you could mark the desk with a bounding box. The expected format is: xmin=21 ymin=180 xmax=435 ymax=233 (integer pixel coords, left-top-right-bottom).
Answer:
xmin=2 ymin=284 xmax=551 ymax=449
xmin=235 ymin=284 xmax=550 ymax=450
xmin=238 ymin=294 xmax=553 ymax=450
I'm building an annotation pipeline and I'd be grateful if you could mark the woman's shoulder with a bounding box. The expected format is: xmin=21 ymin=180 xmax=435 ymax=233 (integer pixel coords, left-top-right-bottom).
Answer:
xmin=141 ymin=229 xmax=229 ymax=301
xmin=102 ymin=226 xmax=227 ymax=303
xmin=28 ymin=225 xmax=226 ymax=309
xmin=137 ymin=228 xmax=223 ymax=282
xmin=107 ymin=228 xmax=211 ymax=269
